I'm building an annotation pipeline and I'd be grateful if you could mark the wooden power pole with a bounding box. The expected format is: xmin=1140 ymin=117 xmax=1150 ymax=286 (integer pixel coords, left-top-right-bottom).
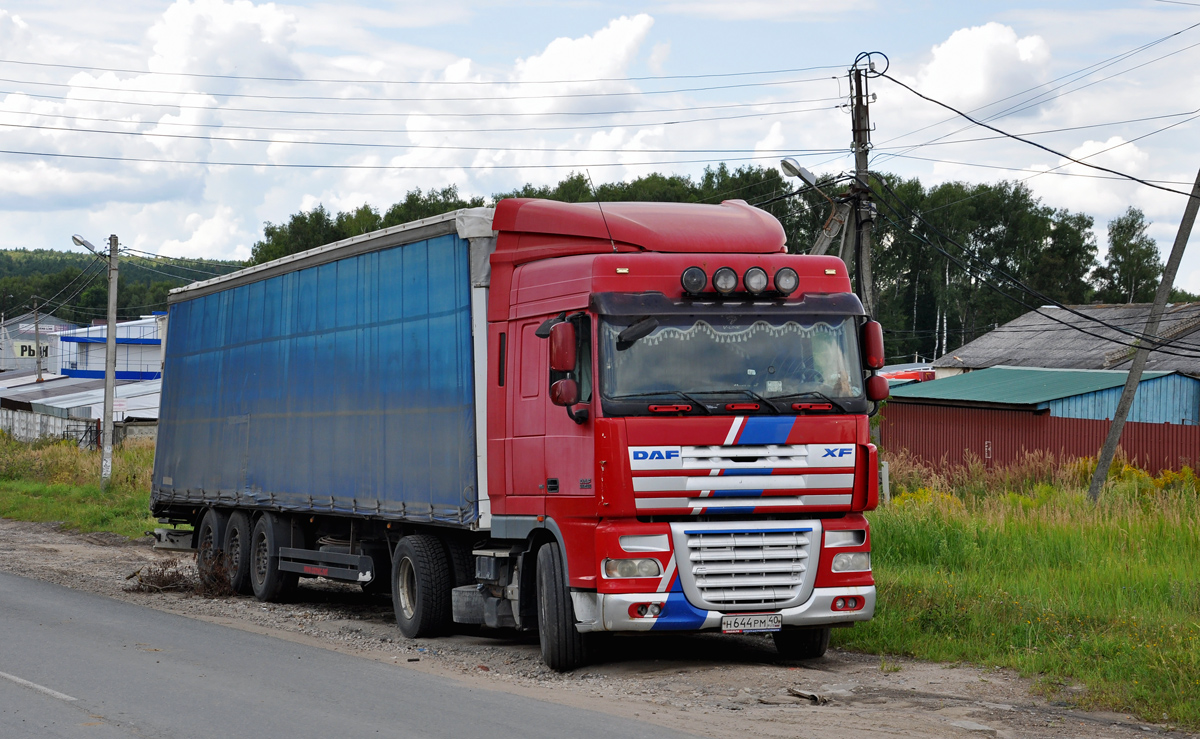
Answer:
xmin=851 ymin=61 xmax=877 ymax=317
xmin=101 ymin=234 xmax=119 ymax=487
xmin=1087 ymin=167 xmax=1200 ymax=501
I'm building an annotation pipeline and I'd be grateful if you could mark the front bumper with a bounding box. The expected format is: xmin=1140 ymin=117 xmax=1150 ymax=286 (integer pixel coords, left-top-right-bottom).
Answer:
xmin=571 ymin=585 xmax=875 ymax=633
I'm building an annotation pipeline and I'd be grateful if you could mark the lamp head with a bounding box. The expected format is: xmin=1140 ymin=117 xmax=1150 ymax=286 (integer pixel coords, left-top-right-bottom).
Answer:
xmin=780 ymin=158 xmax=820 ymax=188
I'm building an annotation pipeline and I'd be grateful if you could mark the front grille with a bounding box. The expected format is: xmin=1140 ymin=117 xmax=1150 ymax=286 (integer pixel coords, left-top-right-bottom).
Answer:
xmin=671 ymin=522 xmax=818 ymax=611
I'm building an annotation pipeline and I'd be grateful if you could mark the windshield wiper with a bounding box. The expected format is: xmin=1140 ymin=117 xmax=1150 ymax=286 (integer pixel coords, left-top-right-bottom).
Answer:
xmin=683 ymin=389 xmax=781 ymax=414
xmin=609 ymin=390 xmax=713 ymax=414
xmin=771 ymin=391 xmax=848 ymax=414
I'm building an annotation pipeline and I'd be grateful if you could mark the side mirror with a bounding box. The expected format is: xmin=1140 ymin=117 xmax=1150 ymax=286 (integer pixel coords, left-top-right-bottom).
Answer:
xmin=549 ymin=322 xmax=576 ymax=372
xmin=861 ymin=320 xmax=885 ymax=370
xmin=550 ymin=378 xmax=579 ymax=407
xmin=865 ymin=374 xmax=889 ymax=402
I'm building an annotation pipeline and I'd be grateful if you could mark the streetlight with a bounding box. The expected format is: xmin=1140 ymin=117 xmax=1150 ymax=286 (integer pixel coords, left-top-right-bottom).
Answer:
xmin=72 ymin=233 xmax=120 ymax=487
xmin=780 ymin=158 xmax=845 ymax=250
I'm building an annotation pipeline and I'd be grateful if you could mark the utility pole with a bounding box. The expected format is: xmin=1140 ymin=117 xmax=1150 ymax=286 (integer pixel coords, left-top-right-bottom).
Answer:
xmin=1087 ymin=166 xmax=1200 ymax=501
xmin=101 ymin=234 xmax=119 ymax=488
xmin=33 ymin=297 xmax=44 ymax=382
xmin=851 ymin=60 xmax=877 ymax=318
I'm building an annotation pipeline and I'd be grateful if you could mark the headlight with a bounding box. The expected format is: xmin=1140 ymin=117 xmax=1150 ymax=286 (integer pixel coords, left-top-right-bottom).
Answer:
xmin=831 ymin=552 xmax=871 ymax=572
xmin=681 ymin=266 xmax=707 ymax=294
xmin=712 ymin=266 xmax=738 ymax=295
xmin=604 ymin=558 xmax=663 ymax=578
xmin=774 ymin=267 xmax=799 ymax=295
xmin=743 ymin=266 xmax=768 ymax=294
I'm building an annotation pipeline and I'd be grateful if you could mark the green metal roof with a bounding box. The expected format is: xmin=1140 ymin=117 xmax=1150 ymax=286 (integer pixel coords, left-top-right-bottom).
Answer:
xmin=888 ymin=366 xmax=1171 ymax=406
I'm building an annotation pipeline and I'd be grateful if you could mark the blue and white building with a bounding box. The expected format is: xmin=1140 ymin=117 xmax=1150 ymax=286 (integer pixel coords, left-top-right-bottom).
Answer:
xmin=58 ymin=314 xmax=166 ymax=380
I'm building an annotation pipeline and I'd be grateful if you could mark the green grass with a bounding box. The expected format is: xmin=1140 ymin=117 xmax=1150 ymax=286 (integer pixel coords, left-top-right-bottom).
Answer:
xmin=0 ymin=479 xmax=156 ymax=539
xmin=0 ymin=431 xmax=158 ymax=539
xmin=835 ymin=451 xmax=1200 ymax=729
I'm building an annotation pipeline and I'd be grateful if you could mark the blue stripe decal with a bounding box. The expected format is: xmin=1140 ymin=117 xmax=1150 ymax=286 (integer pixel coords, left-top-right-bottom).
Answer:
xmin=736 ymin=417 xmax=794 ymax=445
xmin=711 ymin=489 xmax=764 ymax=497
xmin=684 ymin=528 xmax=812 ymax=535
xmin=734 ymin=468 xmax=774 ymax=476
xmin=650 ymin=577 xmax=710 ymax=631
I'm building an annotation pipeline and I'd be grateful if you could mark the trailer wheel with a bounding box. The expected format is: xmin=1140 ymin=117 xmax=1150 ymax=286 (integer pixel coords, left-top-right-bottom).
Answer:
xmin=195 ymin=509 xmax=228 ymax=582
xmin=391 ymin=535 xmax=452 ymax=638
xmin=250 ymin=512 xmax=298 ymax=602
xmin=536 ymin=542 xmax=588 ymax=672
xmin=223 ymin=511 xmax=254 ymax=595
xmin=773 ymin=627 xmax=831 ymax=660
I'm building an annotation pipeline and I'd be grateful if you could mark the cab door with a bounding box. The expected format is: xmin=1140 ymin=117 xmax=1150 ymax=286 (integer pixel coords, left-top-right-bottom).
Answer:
xmin=507 ymin=319 xmax=547 ymax=510
xmin=544 ymin=314 xmax=594 ymax=498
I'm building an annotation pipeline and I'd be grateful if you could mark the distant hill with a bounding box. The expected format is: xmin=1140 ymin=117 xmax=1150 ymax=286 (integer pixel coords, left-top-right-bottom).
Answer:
xmin=0 ymin=249 xmax=245 ymax=324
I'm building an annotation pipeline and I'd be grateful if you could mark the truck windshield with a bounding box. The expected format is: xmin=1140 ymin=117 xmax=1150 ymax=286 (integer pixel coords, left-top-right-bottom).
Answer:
xmin=599 ymin=315 xmax=865 ymax=411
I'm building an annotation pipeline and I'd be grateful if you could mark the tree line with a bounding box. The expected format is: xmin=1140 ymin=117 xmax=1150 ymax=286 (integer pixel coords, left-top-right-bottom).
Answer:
xmin=250 ymin=166 xmax=1194 ymax=363
xmin=5 ymin=165 xmax=1191 ymax=360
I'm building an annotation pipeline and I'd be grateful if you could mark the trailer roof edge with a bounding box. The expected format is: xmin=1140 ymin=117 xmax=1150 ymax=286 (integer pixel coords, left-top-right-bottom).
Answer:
xmin=168 ymin=207 xmax=496 ymax=304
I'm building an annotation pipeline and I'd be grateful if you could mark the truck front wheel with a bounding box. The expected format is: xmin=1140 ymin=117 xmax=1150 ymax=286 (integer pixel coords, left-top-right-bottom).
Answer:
xmin=773 ymin=627 xmax=831 ymax=660
xmin=536 ymin=542 xmax=588 ymax=672
xmin=391 ymin=535 xmax=452 ymax=638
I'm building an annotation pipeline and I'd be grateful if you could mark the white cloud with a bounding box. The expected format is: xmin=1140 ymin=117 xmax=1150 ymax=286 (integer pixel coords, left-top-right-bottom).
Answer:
xmin=912 ymin=22 xmax=1050 ymax=112
xmin=648 ymin=41 xmax=670 ymax=75
xmin=652 ymin=0 xmax=870 ymax=21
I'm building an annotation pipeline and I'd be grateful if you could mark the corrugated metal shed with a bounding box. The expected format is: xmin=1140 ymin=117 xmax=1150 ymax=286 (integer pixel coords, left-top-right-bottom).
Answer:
xmin=931 ymin=303 xmax=1200 ymax=375
xmin=892 ymin=366 xmax=1167 ymax=404
xmin=879 ymin=404 xmax=1200 ymax=474
xmin=889 ymin=366 xmax=1199 ymax=425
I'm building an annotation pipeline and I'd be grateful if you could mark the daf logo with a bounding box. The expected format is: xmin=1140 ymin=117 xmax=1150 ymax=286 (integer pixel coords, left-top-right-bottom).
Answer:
xmin=632 ymin=449 xmax=680 ymax=461
xmin=823 ymin=448 xmax=853 ymax=458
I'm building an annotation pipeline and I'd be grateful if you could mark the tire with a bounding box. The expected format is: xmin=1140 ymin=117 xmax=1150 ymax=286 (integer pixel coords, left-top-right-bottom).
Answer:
xmin=223 ymin=511 xmax=254 ymax=595
xmin=391 ymin=535 xmax=453 ymax=638
xmin=195 ymin=509 xmax=228 ymax=582
xmin=773 ymin=627 xmax=831 ymax=660
xmin=536 ymin=542 xmax=588 ymax=672
xmin=250 ymin=512 xmax=299 ymax=602
xmin=444 ymin=537 xmax=475 ymax=588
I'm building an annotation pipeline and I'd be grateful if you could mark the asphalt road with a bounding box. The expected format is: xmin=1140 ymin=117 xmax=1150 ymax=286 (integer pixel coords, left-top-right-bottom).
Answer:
xmin=0 ymin=572 xmax=703 ymax=739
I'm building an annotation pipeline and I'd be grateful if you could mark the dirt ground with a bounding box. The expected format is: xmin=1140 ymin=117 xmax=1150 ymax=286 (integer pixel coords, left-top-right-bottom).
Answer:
xmin=0 ymin=518 xmax=1189 ymax=739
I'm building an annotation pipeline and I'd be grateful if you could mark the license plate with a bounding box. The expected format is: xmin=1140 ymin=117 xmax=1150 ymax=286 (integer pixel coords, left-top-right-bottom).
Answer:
xmin=721 ymin=613 xmax=782 ymax=634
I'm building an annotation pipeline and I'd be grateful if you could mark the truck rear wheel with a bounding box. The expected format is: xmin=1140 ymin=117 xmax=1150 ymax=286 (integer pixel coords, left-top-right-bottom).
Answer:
xmin=250 ymin=512 xmax=298 ymax=602
xmin=223 ymin=511 xmax=253 ymax=595
xmin=195 ymin=509 xmax=228 ymax=582
xmin=773 ymin=627 xmax=831 ymax=660
xmin=536 ymin=542 xmax=588 ymax=672
xmin=391 ymin=535 xmax=452 ymax=638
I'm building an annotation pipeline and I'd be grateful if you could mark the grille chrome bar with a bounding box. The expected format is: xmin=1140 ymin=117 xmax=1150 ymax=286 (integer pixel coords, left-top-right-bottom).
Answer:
xmin=670 ymin=521 xmax=820 ymax=612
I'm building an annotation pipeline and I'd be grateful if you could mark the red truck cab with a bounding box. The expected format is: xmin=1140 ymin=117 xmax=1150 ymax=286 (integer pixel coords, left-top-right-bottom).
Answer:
xmin=479 ymin=198 xmax=883 ymax=669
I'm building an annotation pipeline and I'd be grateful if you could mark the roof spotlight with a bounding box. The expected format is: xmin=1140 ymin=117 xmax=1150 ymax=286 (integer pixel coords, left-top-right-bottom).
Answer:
xmin=744 ymin=267 xmax=768 ymax=294
xmin=774 ymin=267 xmax=799 ymax=296
xmin=712 ymin=267 xmax=738 ymax=295
xmin=681 ymin=266 xmax=707 ymax=295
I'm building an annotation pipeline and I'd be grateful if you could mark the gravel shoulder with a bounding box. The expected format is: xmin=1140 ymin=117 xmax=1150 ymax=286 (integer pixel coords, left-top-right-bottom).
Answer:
xmin=0 ymin=518 xmax=1187 ymax=739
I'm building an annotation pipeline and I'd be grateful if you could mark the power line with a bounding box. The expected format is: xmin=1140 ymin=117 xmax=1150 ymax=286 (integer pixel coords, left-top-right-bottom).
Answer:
xmin=0 ymin=72 xmax=845 ymax=104
xmin=0 ymin=147 xmax=827 ymax=171
xmin=0 ymin=119 xmax=846 ymax=156
xmin=0 ymin=57 xmax=845 ymax=85
xmin=872 ymin=204 xmax=1200 ymax=359
xmin=872 ymin=22 xmax=1200 ymax=156
xmin=0 ymin=74 xmax=836 ymax=113
xmin=0 ymin=97 xmax=837 ymax=134
xmin=871 ymin=176 xmax=1200 ymax=353
xmin=880 ymin=73 xmax=1200 ymax=200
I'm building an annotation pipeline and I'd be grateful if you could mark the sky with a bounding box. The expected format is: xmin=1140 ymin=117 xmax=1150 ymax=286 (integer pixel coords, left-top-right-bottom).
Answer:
xmin=2 ymin=0 xmax=1200 ymax=293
